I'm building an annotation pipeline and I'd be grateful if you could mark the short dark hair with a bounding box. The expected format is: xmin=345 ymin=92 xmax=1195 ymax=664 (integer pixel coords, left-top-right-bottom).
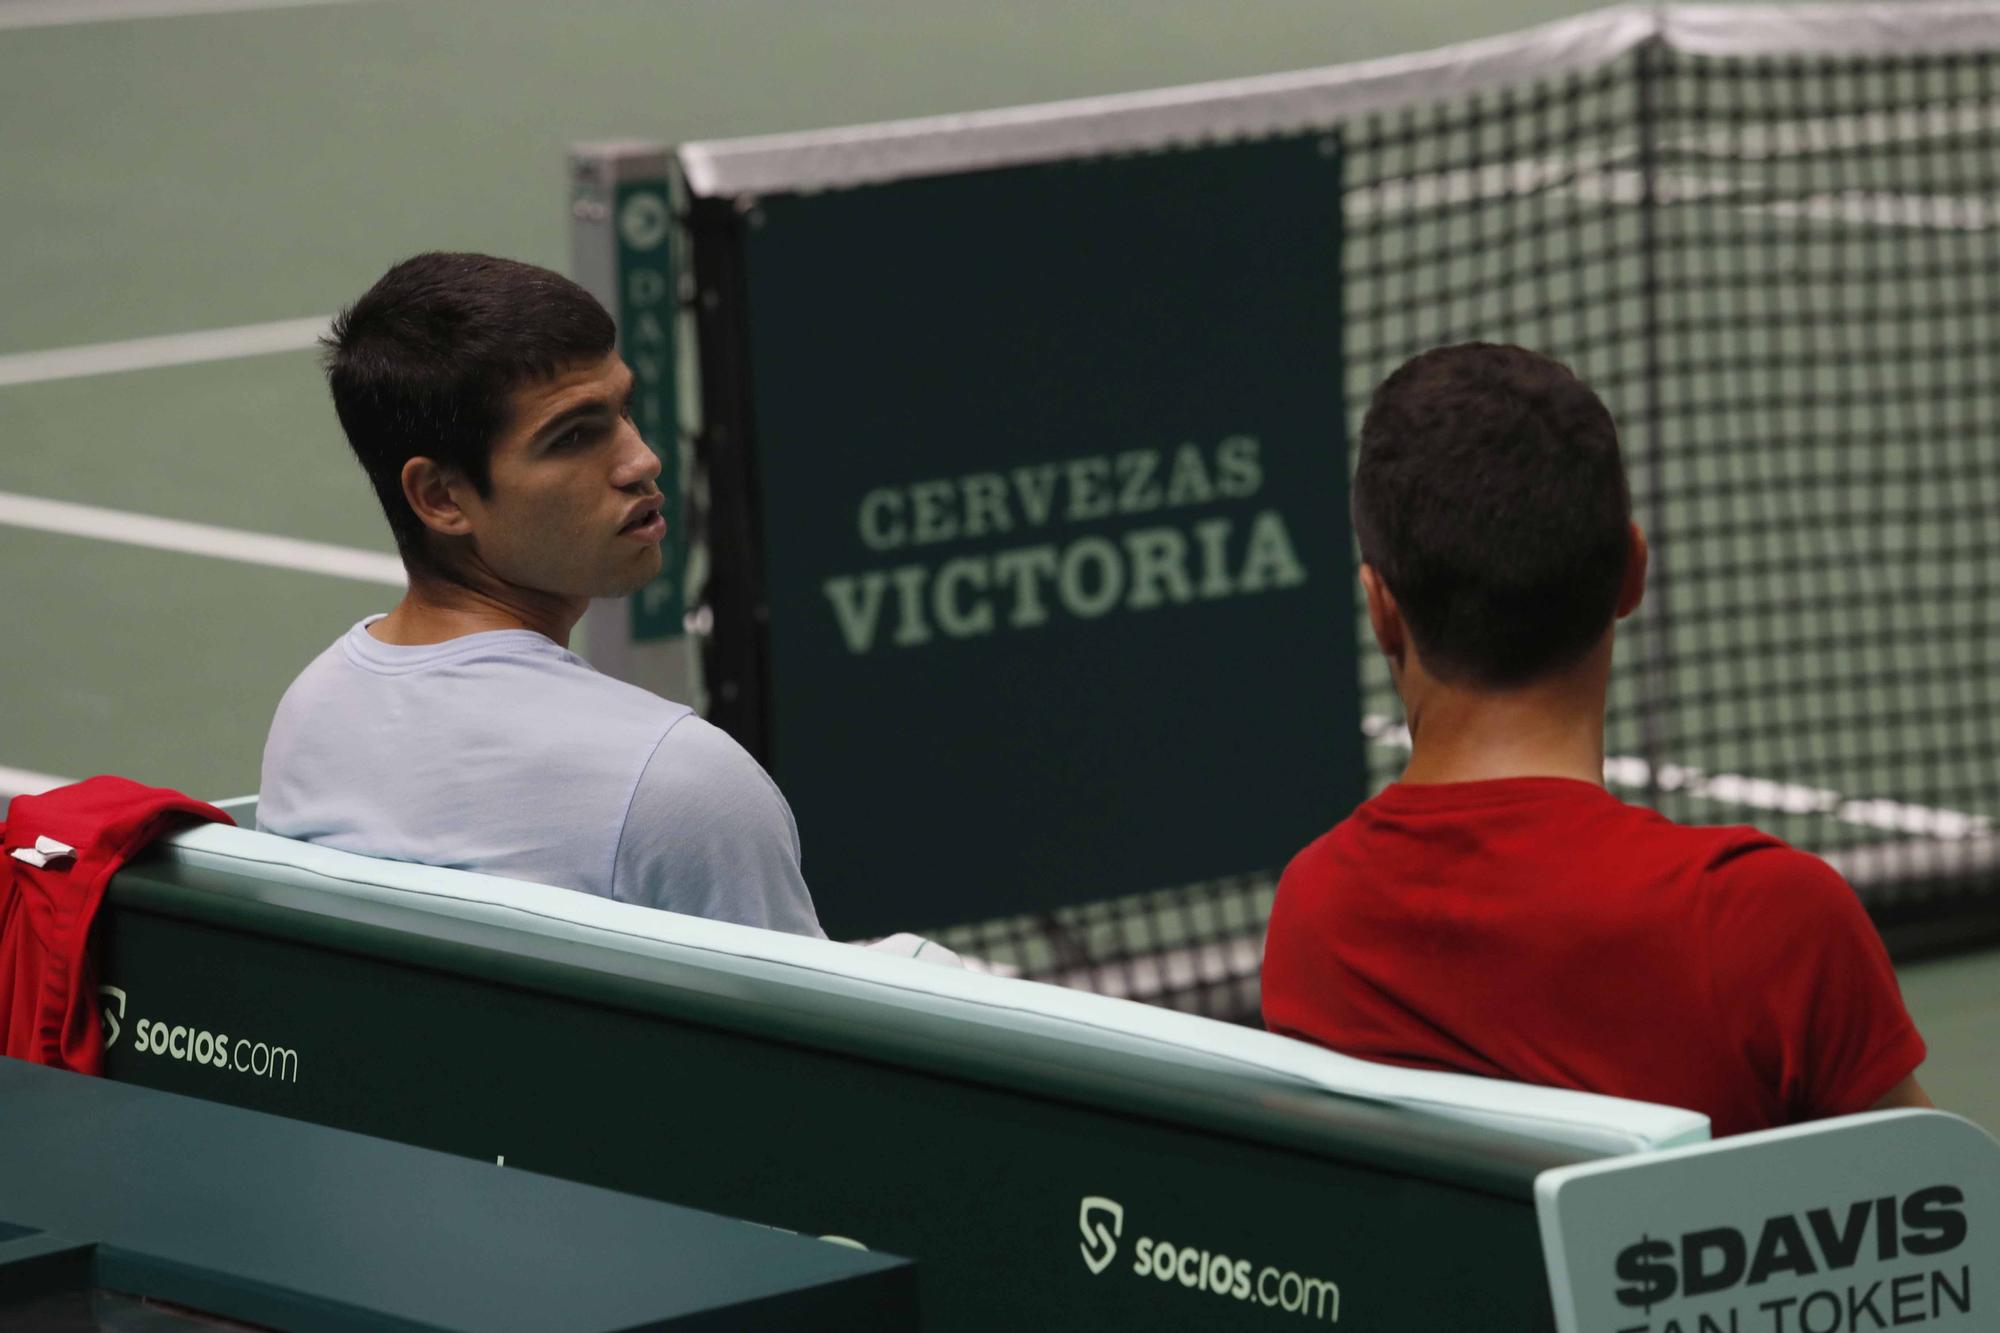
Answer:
xmin=322 ymin=252 xmax=617 ymax=567
xmin=1352 ymin=343 xmax=1632 ymax=687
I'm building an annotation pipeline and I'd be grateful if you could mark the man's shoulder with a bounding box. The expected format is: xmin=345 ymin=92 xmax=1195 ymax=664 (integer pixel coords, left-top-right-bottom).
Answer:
xmin=266 ymin=628 xmax=374 ymax=743
xmin=1280 ymin=819 xmax=1345 ymax=875
xmin=265 ymin=625 xmax=697 ymax=808
xmin=629 ymin=714 xmax=780 ymax=808
xmin=1277 ymin=783 xmax=1814 ymax=894
xmin=517 ymin=652 xmax=692 ymax=733
xmin=1600 ymin=805 xmax=1835 ymax=895
xmin=473 ymin=654 xmax=699 ymax=790
xmin=1565 ymin=806 xmax=1845 ymax=912
xmin=1626 ymin=809 xmax=1793 ymax=867
xmin=306 ymin=625 xmax=692 ymax=734
xmin=612 ymin=713 xmax=810 ymax=924
xmin=1696 ymin=829 xmax=1858 ymax=920
xmin=273 ymin=629 xmax=360 ymax=701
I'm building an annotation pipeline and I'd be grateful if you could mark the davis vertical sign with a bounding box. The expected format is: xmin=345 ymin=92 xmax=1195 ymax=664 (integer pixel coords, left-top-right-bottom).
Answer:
xmin=569 ymin=143 xmax=688 ymax=650
xmin=688 ymin=133 xmax=1361 ymax=937
xmin=611 ymin=171 xmax=684 ymax=640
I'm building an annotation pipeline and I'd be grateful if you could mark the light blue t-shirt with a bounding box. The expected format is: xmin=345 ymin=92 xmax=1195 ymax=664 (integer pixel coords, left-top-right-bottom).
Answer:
xmin=258 ymin=618 xmax=824 ymax=937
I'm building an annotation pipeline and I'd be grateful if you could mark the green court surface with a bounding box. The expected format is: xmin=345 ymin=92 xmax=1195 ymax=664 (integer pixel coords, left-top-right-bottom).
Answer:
xmin=1897 ymin=949 xmax=2000 ymax=1133
xmin=1 ymin=0 xmax=1609 ymax=799
xmin=2 ymin=0 xmax=1993 ymax=1131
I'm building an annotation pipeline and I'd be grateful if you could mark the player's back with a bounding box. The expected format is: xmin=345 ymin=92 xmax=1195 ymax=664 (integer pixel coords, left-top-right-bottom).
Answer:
xmin=258 ymin=618 xmax=684 ymax=900
xmin=1260 ymin=776 xmax=1923 ymax=1137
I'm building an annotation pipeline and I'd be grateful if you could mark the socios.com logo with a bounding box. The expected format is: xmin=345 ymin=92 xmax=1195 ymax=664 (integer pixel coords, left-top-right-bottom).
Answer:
xmin=95 ymin=985 xmax=301 ymax=1084
xmin=1080 ymin=1196 xmax=1125 ymax=1275
xmin=1074 ymin=1195 xmax=1341 ymax=1323
xmin=99 ymin=985 xmax=127 ymax=1048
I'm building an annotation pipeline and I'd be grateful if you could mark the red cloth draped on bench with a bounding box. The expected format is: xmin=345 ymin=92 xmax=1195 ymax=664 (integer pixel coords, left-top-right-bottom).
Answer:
xmin=2 ymin=776 xmax=231 ymax=1073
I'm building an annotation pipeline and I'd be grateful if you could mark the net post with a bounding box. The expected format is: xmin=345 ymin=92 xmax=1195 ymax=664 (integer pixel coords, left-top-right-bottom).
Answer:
xmin=1632 ymin=35 xmax=1672 ymax=808
xmin=567 ymin=141 xmax=700 ymax=707
xmin=679 ymin=186 xmax=771 ymax=760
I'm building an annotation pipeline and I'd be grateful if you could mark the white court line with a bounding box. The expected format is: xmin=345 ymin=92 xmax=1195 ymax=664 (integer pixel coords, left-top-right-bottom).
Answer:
xmin=1349 ymin=153 xmax=1994 ymax=233
xmin=1749 ymin=189 xmax=1998 ymax=233
xmin=0 ymin=764 xmax=72 ymax=799
xmin=0 ymin=0 xmax=381 ymax=31
xmin=1362 ymin=715 xmax=1993 ymax=841
xmin=0 ymin=316 xmax=330 ymax=389
xmin=0 ymin=491 xmax=405 ymax=586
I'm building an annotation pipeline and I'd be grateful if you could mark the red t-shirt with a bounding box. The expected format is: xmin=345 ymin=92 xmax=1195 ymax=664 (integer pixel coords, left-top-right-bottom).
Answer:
xmin=1261 ymin=778 xmax=1926 ymax=1138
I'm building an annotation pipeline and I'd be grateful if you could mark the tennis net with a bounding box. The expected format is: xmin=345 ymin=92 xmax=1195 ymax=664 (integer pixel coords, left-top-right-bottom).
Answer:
xmin=683 ymin=2 xmax=2000 ymax=1018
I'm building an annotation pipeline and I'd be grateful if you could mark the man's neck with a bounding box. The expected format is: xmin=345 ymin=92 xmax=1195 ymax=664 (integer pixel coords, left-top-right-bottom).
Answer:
xmin=1395 ymin=646 xmax=1612 ymax=787
xmin=368 ymin=569 xmax=585 ymax=648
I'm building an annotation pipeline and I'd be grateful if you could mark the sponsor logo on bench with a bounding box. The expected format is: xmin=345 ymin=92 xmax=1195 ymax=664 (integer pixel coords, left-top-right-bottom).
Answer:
xmin=1077 ymin=1194 xmax=1341 ymax=1322
xmin=1080 ymin=1196 xmax=1124 ymax=1275
xmin=98 ymin=985 xmax=300 ymax=1084
xmin=98 ymin=985 xmax=126 ymax=1049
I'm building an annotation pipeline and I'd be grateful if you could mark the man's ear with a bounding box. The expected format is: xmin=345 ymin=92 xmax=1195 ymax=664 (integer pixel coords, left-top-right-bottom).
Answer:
xmin=1615 ymin=522 xmax=1649 ymax=620
xmin=400 ymin=457 xmax=474 ymax=538
xmin=1359 ymin=563 xmax=1406 ymax=669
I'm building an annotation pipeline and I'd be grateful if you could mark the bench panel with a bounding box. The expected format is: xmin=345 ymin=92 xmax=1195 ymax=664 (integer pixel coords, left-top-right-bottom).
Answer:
xmin=99 ymin=885 xmax=1563 ymax=1331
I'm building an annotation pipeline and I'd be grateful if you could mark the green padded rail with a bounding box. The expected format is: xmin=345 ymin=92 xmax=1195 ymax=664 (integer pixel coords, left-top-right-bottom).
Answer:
xmin=92 ymin=822 xmax=1706 ymax=1330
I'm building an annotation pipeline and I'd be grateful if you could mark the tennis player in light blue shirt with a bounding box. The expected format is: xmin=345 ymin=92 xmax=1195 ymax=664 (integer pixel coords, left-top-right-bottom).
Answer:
xmin=261 ymin=616 xmax=820 ymax=935
xmin=259 ymin=253 xmax=822 ymax=937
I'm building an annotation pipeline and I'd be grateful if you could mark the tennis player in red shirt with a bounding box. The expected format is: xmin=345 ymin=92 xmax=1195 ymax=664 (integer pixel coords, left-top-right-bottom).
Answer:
xmin=1261 ymin=343 xmax=1930 ymax=1137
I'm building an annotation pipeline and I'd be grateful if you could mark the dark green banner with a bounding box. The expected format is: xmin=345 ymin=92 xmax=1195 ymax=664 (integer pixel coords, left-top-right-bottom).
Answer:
xmin=733 ymin=134 xmax=1361 ymax=934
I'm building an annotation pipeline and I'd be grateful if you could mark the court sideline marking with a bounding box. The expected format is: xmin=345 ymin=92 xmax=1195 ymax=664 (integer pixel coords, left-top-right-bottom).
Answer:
xmin=1364 ymin=714 xmax=1992 ymax=840
xmin=0 ymin=764 xmax=72 ymax=799
xmin=1 ymin=313 xmax=388 ymax=799
xmin=0 ymin=491 xmax=405 ymax=586
xmin=0 ymin=316 xmax=330 ymax=388
xmin=1 ymin=486 xmax=400 ymax=796
xmin=0 ymin=0 xmax=383 ymax=31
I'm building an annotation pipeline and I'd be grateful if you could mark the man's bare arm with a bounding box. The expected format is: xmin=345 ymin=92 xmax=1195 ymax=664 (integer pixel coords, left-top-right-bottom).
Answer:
xmin=1870 ymin=1073 xmax=1933 ymax=1111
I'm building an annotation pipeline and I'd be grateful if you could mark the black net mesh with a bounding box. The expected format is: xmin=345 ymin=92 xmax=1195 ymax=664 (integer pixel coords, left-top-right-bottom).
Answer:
xmin=931 ymin=39 xmax=2000 ymax=1017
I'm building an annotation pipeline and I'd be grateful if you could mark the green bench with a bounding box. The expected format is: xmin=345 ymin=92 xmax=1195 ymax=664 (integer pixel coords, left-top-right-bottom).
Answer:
xmin=92 ymin=812 xmax=1996 ymax=1331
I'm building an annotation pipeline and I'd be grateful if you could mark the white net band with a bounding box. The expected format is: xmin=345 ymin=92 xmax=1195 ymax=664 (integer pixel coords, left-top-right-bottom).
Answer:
xmin=680 ymin=2 xmax=2000 ymax=198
